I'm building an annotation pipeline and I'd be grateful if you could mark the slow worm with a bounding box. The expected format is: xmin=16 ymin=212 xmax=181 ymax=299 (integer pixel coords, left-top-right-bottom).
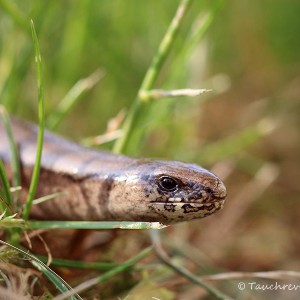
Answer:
xmin=0 ymin=117 xmax=226 ymax=224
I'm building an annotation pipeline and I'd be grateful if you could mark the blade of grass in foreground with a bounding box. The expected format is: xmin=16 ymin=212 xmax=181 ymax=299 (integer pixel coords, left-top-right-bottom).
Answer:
xmin=22 ymin=20 xmax=45 ymax=220
xmin=27 ymin=221 xmax=167 ymax=230
xmin=36 ymin=256 xmax=119 ymax=270
xmin=0 ymin=239 xmax=82 ymax=300
xmin=54 ymin=247 xmax=152 ymax=300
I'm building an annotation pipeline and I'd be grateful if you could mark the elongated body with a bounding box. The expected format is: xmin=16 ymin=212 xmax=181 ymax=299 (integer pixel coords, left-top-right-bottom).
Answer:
xmin=0 ymin=117 xmax=226 ymax=224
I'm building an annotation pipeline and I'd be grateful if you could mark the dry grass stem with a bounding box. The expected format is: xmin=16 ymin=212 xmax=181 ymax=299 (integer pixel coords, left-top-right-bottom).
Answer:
xmin=201 ymin=270 xmax=300 ymax=281
xmin=139 ymin=88 xmax=212 ymax=100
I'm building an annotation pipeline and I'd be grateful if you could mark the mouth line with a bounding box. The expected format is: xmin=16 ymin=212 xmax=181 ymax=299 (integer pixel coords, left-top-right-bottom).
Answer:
xmin=213 ymin=195 xmax=227 ymax=200
xmin=152 ymin=199 xmax=225 ymax=205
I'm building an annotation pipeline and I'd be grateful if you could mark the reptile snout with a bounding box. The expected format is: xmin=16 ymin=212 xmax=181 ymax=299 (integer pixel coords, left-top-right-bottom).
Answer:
xmin=214 ymin=180 xmax=227 ymax=200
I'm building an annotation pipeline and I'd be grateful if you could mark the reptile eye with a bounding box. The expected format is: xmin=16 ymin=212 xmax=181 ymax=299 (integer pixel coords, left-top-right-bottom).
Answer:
xmin=158 ymin=176 xmax=178 ymax=192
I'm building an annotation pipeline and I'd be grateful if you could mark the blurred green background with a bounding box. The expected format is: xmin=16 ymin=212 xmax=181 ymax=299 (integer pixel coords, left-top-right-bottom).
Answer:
xmin=1 ymin=0 xmax=300 ymax=299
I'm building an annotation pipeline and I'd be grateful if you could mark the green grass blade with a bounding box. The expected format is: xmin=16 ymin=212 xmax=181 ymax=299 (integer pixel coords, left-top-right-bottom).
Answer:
xmin=27 ymin=221 xmax=167 ymax=230
xmin=22 ymin=20 xmax=45 ymax=220
xmin=54 ymin=247 xmax=152 ymax=300
xmin=0 ymin=239 xmax=82 ymax=300
xmin=36 ymin=256 xmax=118 ymax=271
xmin=0 ymin=160 xmax=13 ymax=214
xmin=31 ymin=260 xmax=82 ymax=300
xmin=0 ymin=106 xmax=21 ymax=190
xmin=169 ymin=0 xmax=224 ymax=84
xmin=184 ymin=0 xmax=224 ymax=57
xmin=113 ymin=0 xmax=193 ymax=154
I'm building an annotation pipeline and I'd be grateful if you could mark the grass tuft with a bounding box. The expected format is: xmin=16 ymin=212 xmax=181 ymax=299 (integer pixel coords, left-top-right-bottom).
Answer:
xmin=0 ymin=239 xmax=82 ymax=299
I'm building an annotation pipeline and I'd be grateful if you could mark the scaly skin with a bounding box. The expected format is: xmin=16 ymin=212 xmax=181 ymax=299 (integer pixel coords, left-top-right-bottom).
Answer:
xmin=0 ymin=117 xmax=227 ymax=224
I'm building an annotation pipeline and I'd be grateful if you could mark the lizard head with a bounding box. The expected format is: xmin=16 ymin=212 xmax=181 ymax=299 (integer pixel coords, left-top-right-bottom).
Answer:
xmin=108 ymin=160 xmax=227 ymax=224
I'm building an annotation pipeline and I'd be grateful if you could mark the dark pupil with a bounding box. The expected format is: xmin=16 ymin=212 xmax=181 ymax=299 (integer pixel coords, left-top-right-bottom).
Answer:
xmin=160 ymin=177 xmax=177 ymax=191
